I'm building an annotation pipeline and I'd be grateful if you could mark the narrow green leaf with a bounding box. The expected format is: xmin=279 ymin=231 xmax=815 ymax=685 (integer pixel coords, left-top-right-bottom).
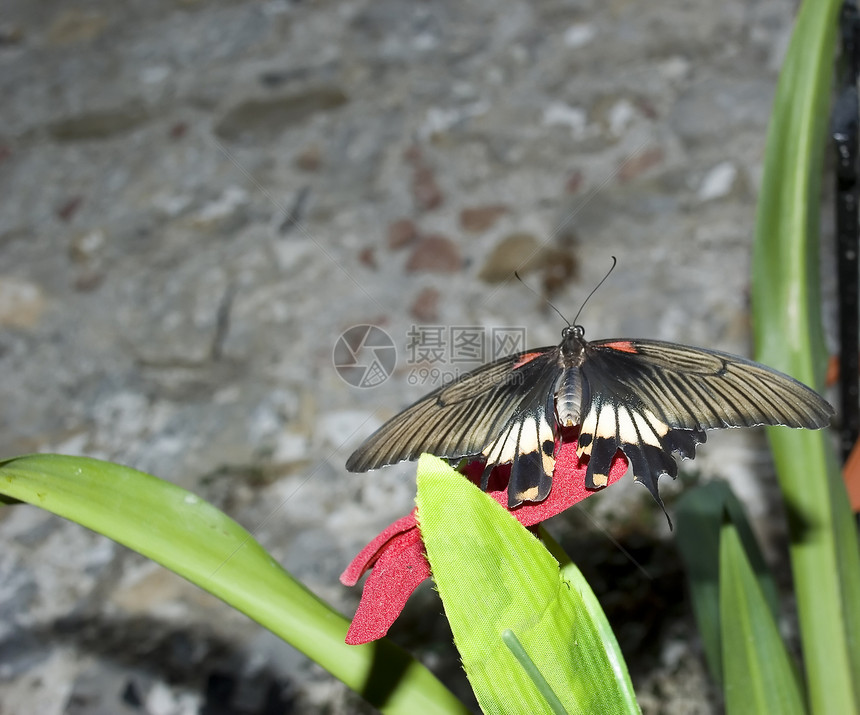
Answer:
xmin=0 ymin=454 xmax=469 ymax=715
xmin=416 ymin=455 xmax=640 ymax=715
xmin=541 ymin=526 xmax=638 ymax=709
xmin=501 ymin=630 xmax=569 ymax=715
xmin=719 ymin=523 xmax=806 ymax=715
xmin=752 ymin=0 xmax=860 ymax=711
xmin=674 ymin=482 xmax=781 ymax=684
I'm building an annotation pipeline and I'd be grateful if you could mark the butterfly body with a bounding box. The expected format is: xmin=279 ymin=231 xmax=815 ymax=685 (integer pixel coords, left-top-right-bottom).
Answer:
xmin=346 ymin=324 xmax=833 ymax=513
xmin=554 ymin=325 xmax=592 ymax=426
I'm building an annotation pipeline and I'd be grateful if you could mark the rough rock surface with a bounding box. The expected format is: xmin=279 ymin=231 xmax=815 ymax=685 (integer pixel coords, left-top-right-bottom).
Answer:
xmin=0 ymin=0 xmax=818 ymax=712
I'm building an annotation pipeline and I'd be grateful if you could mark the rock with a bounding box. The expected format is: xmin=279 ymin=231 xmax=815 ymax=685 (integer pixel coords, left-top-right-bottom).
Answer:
xmin=541 ymin=247 xmax=579 ymax=299
xmin=358 ymin=246 xmax=377 ymax=269
xmin=140 ymin=65 xmax=171 ymax=85
xmin=405 ymin=234 xmax=462 ymax=273
xmin=189 ymin=186 xmax=248 ymax=229
xmin=419 ymin=102 xmax=489 ymax=140
xmin=69 ymin=228 xmax=106 ymax=263
xmin=214 ymin=88 xmax=349 ymax=142
xmin=0 ymin=277 xmax=46 ymax=328
xmin=607 ymin=99 xmax=637 ymax=137
xmin=411 ymin=165 xmax=443 ymax=211
xmin=543 ymin=102 xmax=587 ymax=139
xmin=659 ymin=56 xmax=692 ymax=83
xmin=295 ymin=145 xmax=322 ymax=171
xmin=698 ymin=161 xmax=738 ymax=201
xmin=56 ymin=197 xmax=84 ymax=223
xmin=459 ymin=205 xmax=508 ymax=233
xmin=410 ymin=287 xmax=440 ymax=322
xmin=403 ymin=145 xmax=423 ymax=164
xmin=317 ymin=410 xmax=381 ymax=449
xmin=47 ymin=103 xmax=151 ymax=142
xmin=478 ymin=232 xmax=544 ymax=283
xmin=386 ymin=219 xmax=418 ymax=250
xmin=563 ymin=23 xmax=596 ymax=49
xmin=634 ymin=97 xmax=659 ymax=120
xmin=271 ymin=430 xmax=310 ymax=465
xmin=0 ymin=23 xmax=25 ymax=45
xmin=618 ymin=147 xmax=664 ymax=182
xmin=46 ymin=10 xmax=108 ymax=46
xmin=151 ymin=192 xmax=193 ymax=218
xmin=670 ymin=77 xmax=773 ymax=145
xmin=74 ymin=271 xmax=104 ymax=293
xmin=565 ymin=170 xmax=583 ymax=194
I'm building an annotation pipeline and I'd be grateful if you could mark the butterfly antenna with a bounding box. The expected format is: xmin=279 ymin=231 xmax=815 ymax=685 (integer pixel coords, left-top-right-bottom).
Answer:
xmin=514 ymin=271 xmax=570 ymax=326
xmin=571 ymin=256 xmax=617 ymax=326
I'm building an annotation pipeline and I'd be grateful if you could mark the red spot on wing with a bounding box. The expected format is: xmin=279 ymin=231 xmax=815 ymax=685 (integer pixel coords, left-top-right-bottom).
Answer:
xmin=602 ymin=340 xmax=638 ymax=354
xmin=513 ymin=351 xmax=547 ymax=369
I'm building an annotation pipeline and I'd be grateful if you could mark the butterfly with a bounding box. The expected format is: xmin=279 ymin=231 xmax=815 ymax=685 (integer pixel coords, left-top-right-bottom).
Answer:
xmin=346 ymin=322 xmax=834 ymax=515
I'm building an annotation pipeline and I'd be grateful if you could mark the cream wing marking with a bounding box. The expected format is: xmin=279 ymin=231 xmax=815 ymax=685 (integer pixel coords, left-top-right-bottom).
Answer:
xmin=576 ymin=393 xmax=701 ymax=510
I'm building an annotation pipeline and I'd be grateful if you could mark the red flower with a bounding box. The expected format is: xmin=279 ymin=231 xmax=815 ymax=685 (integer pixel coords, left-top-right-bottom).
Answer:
xmin=340 ymin=438 xmax=629 ymax=645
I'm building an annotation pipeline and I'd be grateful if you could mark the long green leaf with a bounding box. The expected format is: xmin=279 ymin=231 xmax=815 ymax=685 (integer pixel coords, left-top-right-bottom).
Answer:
xmin=415 ymin=454 xmax=639 ymax=714
xmin=752 ymin=0 xmax=860 ymax=712
xmin=674 ymin=482 xmax=782 ymax=685
xmin=541 ymin=526 xmax=637 ymax=707
xmin=719 ymin=523 xmax=806 ymax=715
xmin=0 ymin=454 xmax=469 ymax=715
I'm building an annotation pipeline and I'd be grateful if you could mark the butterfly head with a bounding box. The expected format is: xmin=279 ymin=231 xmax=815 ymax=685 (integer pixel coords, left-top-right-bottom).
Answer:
xmin=563 ymin=325 xmax=585 ymax=340
xmin=560 ymin=324 xmax=587 ymax=362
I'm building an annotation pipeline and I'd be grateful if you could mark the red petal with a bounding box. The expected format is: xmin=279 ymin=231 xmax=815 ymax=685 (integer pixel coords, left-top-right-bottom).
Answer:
xmin=343 ymin=437 xmax=629 ymax=644
xmin=344 ymin=525 xmax=430 ymax=645
xmin=340 ymin=510 xmax=418 ymax=586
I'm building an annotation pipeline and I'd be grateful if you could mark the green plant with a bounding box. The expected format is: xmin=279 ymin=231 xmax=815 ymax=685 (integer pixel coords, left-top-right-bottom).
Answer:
xmin=677 ymin=0 xmax=860 ymax=712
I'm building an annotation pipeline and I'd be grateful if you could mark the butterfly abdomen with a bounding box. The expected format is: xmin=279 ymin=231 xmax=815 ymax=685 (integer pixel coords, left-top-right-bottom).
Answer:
xmin=555 ymin=326 xmax=590 ymax=428
xmin=555 ymin=368 xmax=587 ymax=427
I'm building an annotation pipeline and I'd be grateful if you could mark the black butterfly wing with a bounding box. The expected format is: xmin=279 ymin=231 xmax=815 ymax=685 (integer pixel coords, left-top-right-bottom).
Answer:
xmin=479 ymin=358 xmax=560 ymax=506
xmin=576 ymin=338 xmax=833 ymax=508
xmin=587 ymin=339 xmax=833 ymax=429
xmin=346 ymin=348 xmax=562 ymax=506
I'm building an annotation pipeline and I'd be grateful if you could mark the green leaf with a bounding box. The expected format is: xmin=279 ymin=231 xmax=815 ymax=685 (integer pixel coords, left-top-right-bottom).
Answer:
xmin=674 ymin=482 xmax=781 ymax=684
xmin=752 ymin=0 xmax=860 ymax=711
xmin=540 ymin=526 xmax=637 ymax=708
xmin=0 ymin=454 xmax=469 ymax=715
xmin=415 ymin=454 xmax=640 ymax=715
xmin=719 ymin=522 xmax=806 ymax=715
